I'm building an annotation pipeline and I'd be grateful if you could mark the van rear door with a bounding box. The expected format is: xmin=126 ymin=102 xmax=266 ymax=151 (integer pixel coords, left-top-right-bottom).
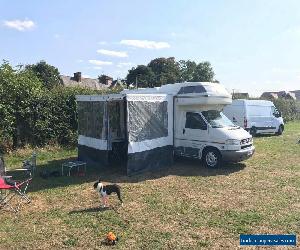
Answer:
xmin=247 ymin=105 xmax=273 ymax=130
xmin=223 ymin=103 xmax=245 ymax=128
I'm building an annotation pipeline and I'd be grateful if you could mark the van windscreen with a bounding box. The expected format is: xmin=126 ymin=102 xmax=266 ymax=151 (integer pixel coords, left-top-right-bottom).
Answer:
xmin=201 ymin=110 xmax=236 ymax=128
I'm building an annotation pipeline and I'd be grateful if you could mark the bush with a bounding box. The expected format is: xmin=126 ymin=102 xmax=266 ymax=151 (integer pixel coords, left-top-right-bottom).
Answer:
xmin=0 ymin=61 xmax=122 ymax=152
xmin=272 ymin=99 xmax=300 ymax=122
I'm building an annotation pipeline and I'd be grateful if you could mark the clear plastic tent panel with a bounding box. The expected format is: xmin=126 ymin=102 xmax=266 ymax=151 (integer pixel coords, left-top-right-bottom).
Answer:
xmin=77 ymin=101 xmax=106 ymax=139
xmin=128 ymin=101 xmax=168 ymax=142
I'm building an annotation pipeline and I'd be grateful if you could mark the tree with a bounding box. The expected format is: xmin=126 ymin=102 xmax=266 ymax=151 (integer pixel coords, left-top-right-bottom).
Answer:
xmin=0 ymin=61 xmax=43 ymax=148
xmin=178 ymin=60 xmax=197 ymax=82
xmin=147 ymin=57 xmax=180 ymax=86
xmin=126 ymin=65 xmax=155 ymax=88
xmin=26 ymin=60 xmax=62 ymax=89
xmin=192 ymin=61 xmax=214 ymax=82
xmin=126 ymin=57 xmax=216 ymax=88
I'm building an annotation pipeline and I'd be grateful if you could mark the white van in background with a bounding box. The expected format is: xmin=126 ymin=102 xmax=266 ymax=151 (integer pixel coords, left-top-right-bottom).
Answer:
xmin=223 ymin=100 xmax=284 ymax=136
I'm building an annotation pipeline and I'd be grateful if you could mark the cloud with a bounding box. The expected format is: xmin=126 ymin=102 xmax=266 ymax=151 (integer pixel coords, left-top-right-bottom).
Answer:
xmin=271 ymin=67 xmax=300 ymax=74
xmin=97 ymin=49 xmax=128 ymax=58
xmin=88 ymin=60 xmax=113 ymax=66
xmin=76 ymin=59 xmax=83 ymax=63
xmin=98 ymin=41 xmax=107 ymax=45
xmin=93 ymin=66 xmax=103 ymax=70
xmin=117 ymin=62 xmax=134 ymax=68
xmin=3 ymin=19 xmax=35 ymax=31
xmin=120 ymin=39 xmax=170 ymax=49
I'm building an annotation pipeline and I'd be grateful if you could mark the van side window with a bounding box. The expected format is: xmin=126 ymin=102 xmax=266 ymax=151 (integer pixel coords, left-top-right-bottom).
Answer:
xmin=178 ymin=85 xmax=206 ymax=94
xmin=185 ymin=112 xmax=207 ymax=129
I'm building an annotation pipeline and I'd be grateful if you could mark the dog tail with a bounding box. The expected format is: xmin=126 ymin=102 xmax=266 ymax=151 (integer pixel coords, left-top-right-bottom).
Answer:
xmin=116 ymin=187 xmax=123 ymax=205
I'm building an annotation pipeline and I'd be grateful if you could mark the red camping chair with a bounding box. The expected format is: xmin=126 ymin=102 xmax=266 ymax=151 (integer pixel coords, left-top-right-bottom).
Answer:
xmin=0 ymin=176 xmax=32 ymax=212
xmin=0 ymin=155 xmax=33 ymax=212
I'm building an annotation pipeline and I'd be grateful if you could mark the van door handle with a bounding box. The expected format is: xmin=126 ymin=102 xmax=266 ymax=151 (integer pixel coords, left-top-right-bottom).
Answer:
xmin=183 ymin=128 xmax=185 ymax=134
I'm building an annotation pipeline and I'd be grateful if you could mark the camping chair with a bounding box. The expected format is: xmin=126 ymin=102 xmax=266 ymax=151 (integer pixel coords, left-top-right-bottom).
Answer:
xmin=16 ymin=152 xmax=37 ymax=177
xmin=0 ymin=155 xmax=32 ymax=212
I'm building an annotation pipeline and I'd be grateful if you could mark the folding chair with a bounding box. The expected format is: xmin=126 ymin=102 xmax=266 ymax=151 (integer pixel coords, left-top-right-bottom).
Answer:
xmin=15 ymin=152 xmax=37 ymax=177
xmin=0 ymin=155 xmax=32 ymax=212
xmin=0 ymin=177 xmax=32 ymax=212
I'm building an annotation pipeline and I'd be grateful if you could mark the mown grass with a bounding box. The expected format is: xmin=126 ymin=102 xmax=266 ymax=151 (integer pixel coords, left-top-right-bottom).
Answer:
xmin=1 ymin=122 xmax=299 ymax=249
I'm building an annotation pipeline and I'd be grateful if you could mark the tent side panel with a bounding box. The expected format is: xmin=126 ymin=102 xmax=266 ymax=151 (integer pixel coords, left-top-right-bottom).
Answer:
xmin=127 ymin=145 xmax=173 ymax=175
xmin=77 ymin=98 xmax=109 ymax=166
xmin=78 ymin=145 xmax=109 ymax=166
xmin=126 ymin=94 xmax=174 ymax=175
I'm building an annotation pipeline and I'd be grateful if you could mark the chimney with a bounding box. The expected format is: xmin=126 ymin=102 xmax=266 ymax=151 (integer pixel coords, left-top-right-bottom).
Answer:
xmin=74 ymin=72 xmax=82 ymax=82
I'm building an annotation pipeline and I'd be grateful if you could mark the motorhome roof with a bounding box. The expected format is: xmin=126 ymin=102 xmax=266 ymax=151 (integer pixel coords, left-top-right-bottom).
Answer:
xmin=76 ymin=82 xmax=231 ymax=102
xmin=122 ymin=82 xmax=230 ymax=97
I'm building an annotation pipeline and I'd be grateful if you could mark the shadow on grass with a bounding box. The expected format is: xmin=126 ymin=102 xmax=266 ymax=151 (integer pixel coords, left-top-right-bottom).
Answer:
xmin=11 ymin=155 xmax=246 ymax=192
xmin=254 ymin=134 xmax=277 ymax=138
xmin=69 ymin=206 xmax=110 ymax=214
xmin=101 ymin=158 xmax=246 ymax=184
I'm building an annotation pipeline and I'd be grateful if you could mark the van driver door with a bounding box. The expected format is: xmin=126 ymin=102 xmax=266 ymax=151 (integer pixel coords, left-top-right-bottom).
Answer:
xmin=175 ymin=111 xmax=209 ymax=158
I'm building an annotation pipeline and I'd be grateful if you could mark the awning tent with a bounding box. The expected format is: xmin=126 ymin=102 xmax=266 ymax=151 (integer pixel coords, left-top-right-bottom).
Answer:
xmin=76 ymin=93 xmax=173 ymax=175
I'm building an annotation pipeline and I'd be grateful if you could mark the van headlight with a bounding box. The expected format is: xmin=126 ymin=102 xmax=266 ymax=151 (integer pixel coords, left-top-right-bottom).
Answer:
xmin=225 ymin=139 xmax=240 ymax=145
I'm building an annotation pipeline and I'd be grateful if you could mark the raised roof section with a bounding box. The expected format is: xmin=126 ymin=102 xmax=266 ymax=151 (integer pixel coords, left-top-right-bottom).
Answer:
xmin=122 ymin=82 xmax=231 ymax=98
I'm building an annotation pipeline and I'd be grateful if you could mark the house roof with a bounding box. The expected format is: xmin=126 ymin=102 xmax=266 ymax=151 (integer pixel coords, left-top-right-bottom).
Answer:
xmin=291 ymin=90 xmax=300 ymax=100
xmin=261 ymin=91 xmax=298 ymax=100
xmin=261 ymin=92 xmax=279 ymax=98
xmin=60 ymin=75 xmax=109 ymax=90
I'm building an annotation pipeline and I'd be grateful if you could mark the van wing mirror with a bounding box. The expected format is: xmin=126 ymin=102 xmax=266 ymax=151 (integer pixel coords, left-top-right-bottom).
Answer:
xmin=201 ymin=123 xmax=207 ymax=130
xmin=274 ymin=111 xmax=281 ymax=118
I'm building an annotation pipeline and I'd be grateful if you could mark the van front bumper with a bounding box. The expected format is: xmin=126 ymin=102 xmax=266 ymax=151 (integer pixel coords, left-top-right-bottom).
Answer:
xmin=221 ymin=146 xmax=255 ymax=163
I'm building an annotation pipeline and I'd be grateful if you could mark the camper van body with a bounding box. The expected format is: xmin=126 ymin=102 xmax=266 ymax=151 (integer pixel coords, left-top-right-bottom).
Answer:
xmin=222 ymin=99 xmax=284 ymax=135
xmin=76 ymin=82 xmax=255 ymax=174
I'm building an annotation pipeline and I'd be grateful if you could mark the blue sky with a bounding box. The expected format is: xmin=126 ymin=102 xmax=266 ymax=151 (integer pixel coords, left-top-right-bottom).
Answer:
xmin=0 ymin=0 xmax=299 ymax=96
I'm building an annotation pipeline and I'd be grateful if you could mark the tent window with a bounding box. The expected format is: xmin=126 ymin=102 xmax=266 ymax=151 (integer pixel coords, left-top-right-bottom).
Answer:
xmin=128 ymin=101 xmax=168 ymax=142
xmin=77 ymin=101 xmax=106 ymax=139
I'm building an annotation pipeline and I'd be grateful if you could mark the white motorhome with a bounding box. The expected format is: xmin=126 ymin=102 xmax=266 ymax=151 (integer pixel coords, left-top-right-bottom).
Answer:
xmin=76 ymin=82 xmax=255 ymax=175
xmin=223 ymin=99 xmax=284 ymax=136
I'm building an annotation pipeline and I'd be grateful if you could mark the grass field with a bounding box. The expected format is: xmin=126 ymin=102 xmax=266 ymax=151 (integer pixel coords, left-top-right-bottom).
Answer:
xmin=1 ymin=122 xmax=300 ymax=249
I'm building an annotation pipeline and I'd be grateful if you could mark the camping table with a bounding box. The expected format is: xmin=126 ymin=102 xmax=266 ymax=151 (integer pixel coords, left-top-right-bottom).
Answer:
xmin=61 ymin=161 xmax=86 ymax=177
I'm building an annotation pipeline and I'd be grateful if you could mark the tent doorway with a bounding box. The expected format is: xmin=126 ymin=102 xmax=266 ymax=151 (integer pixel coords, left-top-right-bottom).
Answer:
xmin=107 ymin=100 xmax=127 ymax=167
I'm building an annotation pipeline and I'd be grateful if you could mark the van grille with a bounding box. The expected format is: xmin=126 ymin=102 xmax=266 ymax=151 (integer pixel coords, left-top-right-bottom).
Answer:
xmin=241 ymin=144 xmax=252 ymax=149
xmin=241 ymin=138 xmax=252 ymax=145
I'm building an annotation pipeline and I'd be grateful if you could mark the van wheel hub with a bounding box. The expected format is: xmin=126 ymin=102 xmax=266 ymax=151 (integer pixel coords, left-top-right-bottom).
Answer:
xmin=206 ymin=152 xmax=218 ymax=167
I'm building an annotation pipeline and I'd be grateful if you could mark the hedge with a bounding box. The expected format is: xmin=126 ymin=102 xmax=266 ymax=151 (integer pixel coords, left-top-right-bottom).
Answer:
xmin=272 ymin=98 xmax=300 ymax=122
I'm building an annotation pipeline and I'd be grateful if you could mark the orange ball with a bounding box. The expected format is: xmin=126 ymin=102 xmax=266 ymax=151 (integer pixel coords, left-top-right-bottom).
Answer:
xmin=107 ymin=232 xmax=117 ymax=241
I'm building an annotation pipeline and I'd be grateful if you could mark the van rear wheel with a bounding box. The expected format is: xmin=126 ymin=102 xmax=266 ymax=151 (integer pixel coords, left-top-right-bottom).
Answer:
xmin=203 ymin=148 xmax=221 ymax=168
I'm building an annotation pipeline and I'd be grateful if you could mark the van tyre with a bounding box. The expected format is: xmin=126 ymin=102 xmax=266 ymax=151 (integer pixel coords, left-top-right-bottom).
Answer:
xmin=276 ymin=125 xmax=284 ymax=136
xmin=250 ymin=127 xmax=257 ymax=136
xmin=203 ymin=148 xmax=221 ymax=168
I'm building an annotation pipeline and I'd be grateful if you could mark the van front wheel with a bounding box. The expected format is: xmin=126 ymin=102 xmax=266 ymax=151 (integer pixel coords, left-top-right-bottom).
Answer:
xmin=250 ymin=127 xmax=257 ymax=136
xmin=276 ymin=125 xmax=284 ymax=136
xmin=203 ymin=148 xmax=221 ymax=168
